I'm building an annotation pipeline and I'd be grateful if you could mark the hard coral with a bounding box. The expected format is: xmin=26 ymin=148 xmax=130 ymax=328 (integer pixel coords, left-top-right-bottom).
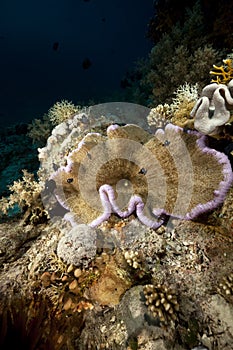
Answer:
xmin=169 ymin=83 xmax=199 ymax=128
xmin=218 ymin=272 xmax=233 ymax=300
xmin=57 ymin=224 xmax=97 ymax=267
xmin=210 ymin=58 xmax=233 ymax=84
xmin=147 ymin=104 xmax=171 ymax=132
xmin=143 ymin=283 xmax=179 ymax=324
xmin=0 ymin=170 xmax=47 ymax=224
xmin=190 ymin=80 xmax=233 ymax=135
xmin=51 ymin=123 xmax=233 ymax=229
xmin=48 ymin=100 xmax=82 ymax=126
xmin=28 ymin=114 xmax=53 ymax=146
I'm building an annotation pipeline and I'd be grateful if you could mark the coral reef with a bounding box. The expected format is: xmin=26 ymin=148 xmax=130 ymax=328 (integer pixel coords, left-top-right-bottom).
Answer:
xmin=88 ymin=252 xmax=132 ymax=306
xmin=38 ymin=103 xmax=150 ymax=181
xmin=147 ymin=83 xmax=199 ymax=130
xmin=147 ymin=0 xmax=233 ymax=50
xmin=147 ymin=44 xmax=218 ymax=106
xmin=0 ymin=101 xmax=85 ymax=212
xmin=0 ymin=100 xmax=232 ymax=349
xmin=0 ymin=172 xmax=232 ymax=349
xmin=50 ymin=122 xmax=232 ymax=229
xmin=127 ymin=43 xmax=220 ymax=108
xmin=122 ymin=1 xmax=223 ymax=107
xmin=39 ymin=261 xmax=96 ymax=314
xmin=28 ymin=100 xmax=83 ymax=146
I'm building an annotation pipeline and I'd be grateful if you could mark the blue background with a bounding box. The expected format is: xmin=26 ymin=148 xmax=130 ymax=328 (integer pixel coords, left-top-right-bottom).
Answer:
xmin=0 ymin=0 xmax=153 ymax=126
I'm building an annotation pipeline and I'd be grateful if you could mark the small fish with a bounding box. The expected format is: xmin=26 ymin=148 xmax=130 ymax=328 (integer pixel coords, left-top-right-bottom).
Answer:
xmin=52 ymin=42 xmax=59 ymax=51
xmin=139 ymin=168 xmax=147 ymax=175
xmin=163 ymin=140 xmax=170 ymax=146
xmin=82 ymin=57 xmax=92 ymax=70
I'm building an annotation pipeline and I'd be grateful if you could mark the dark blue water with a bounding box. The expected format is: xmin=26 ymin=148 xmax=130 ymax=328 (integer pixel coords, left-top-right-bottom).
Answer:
xmin=0 ymin=0 xmax=153 ymax=127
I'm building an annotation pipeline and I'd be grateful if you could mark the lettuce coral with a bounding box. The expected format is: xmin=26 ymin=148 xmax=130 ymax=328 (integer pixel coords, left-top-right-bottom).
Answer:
xmin=50 ymin=123 xmax=233 ymax=229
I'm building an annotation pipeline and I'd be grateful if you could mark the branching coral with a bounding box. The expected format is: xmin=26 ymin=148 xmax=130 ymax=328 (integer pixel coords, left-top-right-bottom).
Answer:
xmin=143 ymin=283 xmax=179 ymax=324
xmin=123 ymin=1 xmax=231 ymax=108
xmin=27 ymin=114 xmax=53 ymax=145
xmin=146 ymin=44 xmax=220 ymax=107
xmin=171 ymin=83 xmax=199 ymax=110
xmin=49 ymin=123 xmax=233 ymax=229
xmin=168 ymin=83 xmax=199 ymax=128
xmin=48 ymin=100 xmax=82 ymax=126
xmin=210 ymin=58 xmax=233 ymax=84
xmin=28 ymin=100 xmax=83 ymax=145
xmin=124 ymin=1 xmax=221 ymax=107
xmin=124 ymin=250 xmax=142 ymax=269
xmin=147 ymin=104 xmax=171 ymax=132
xmin=0 ymin=170 xmax=47 ymax=224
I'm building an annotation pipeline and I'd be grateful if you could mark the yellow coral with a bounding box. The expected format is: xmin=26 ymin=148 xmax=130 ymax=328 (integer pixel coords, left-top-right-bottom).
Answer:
xmin=169 ymin=83 xmax=198 ymax=128
xmin=28 ymin=114 xmax=52 ymax=145
xmin=48 ymin=100 xmax=81 ymax=125
xmin=210 ymin=58 xmax=233 ymax=84
xmin=147 ymin=104 xmax=171 ymax=129
xmin=0 ymin=170 xmax=47 ymax=223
